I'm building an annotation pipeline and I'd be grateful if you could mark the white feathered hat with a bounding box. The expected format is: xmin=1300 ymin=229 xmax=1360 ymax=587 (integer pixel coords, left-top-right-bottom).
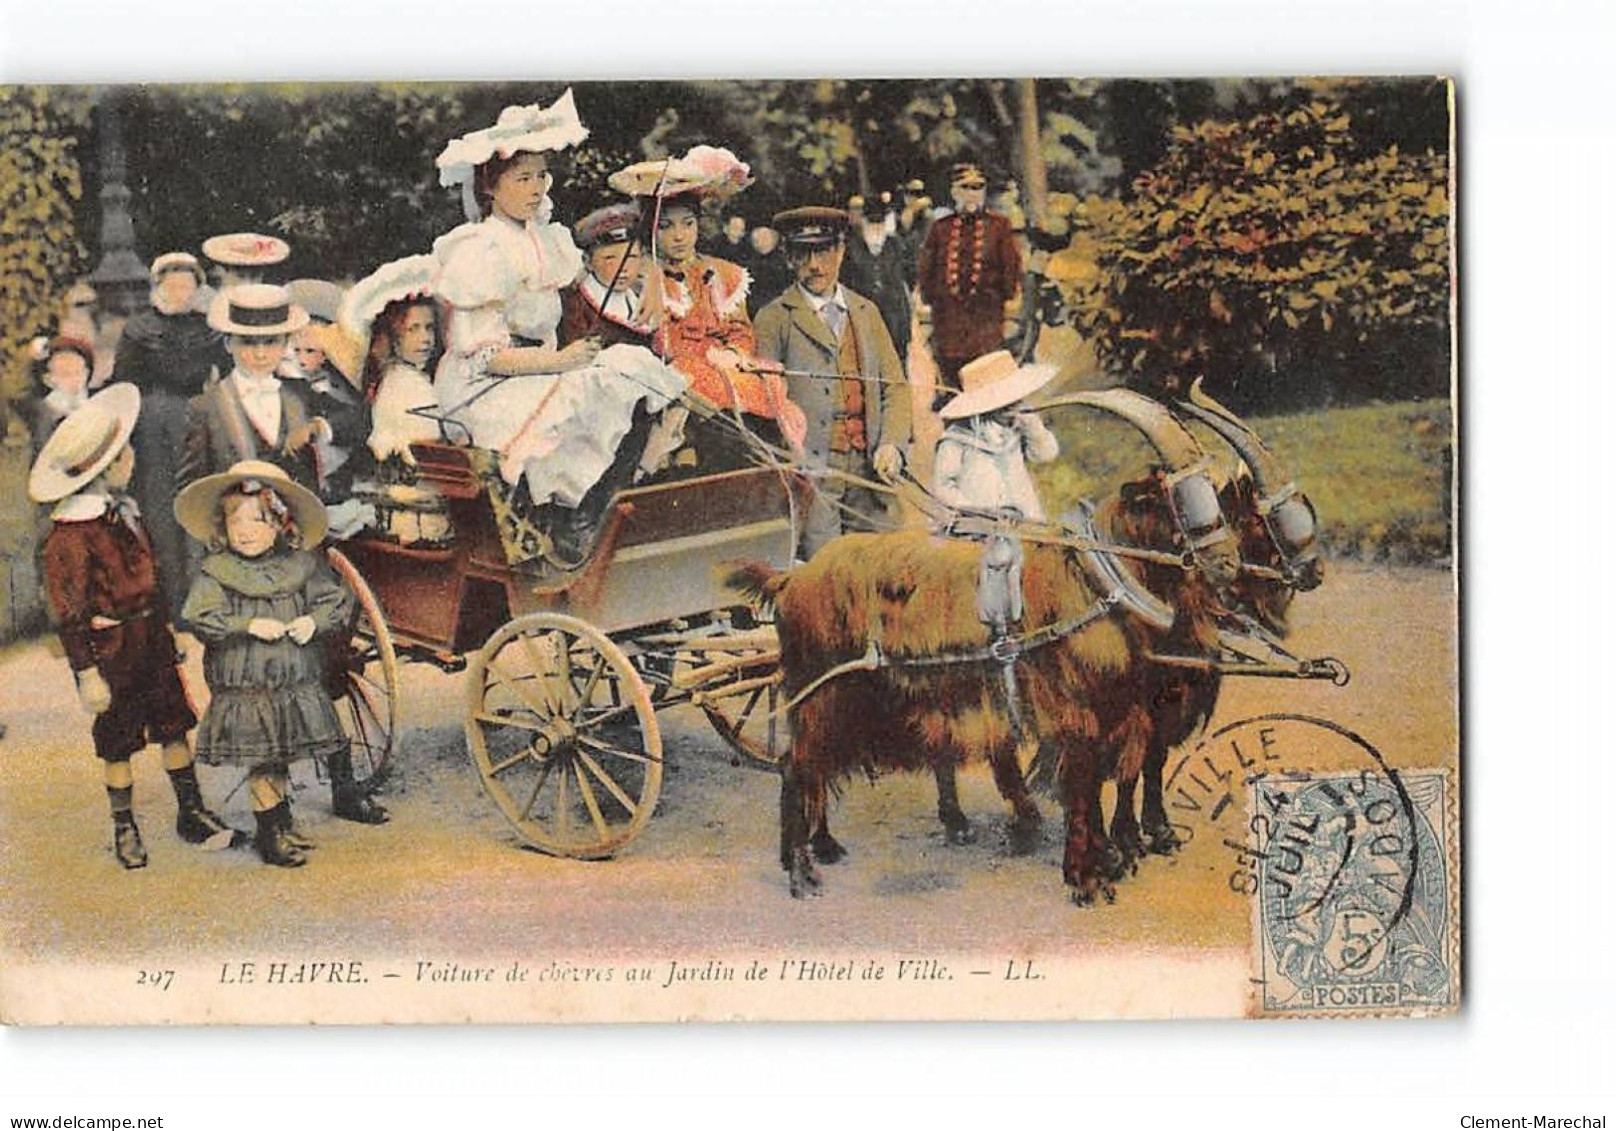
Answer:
xmin=436 ymin=89 xmax=589 ymax=219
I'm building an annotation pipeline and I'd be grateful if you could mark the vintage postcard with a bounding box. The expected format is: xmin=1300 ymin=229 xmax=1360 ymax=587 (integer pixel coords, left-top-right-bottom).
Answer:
xmin=0 ymin=75 xmax=1457 ymax=1024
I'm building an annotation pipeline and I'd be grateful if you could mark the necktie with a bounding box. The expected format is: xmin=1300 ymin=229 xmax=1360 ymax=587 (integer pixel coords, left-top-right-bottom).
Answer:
xmin=822 ymin=300 xmax=847 ymax=341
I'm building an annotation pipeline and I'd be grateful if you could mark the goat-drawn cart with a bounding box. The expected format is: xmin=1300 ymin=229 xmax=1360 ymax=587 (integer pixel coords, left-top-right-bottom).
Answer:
xmin=325 ymin=441 xmax=798 ymax=860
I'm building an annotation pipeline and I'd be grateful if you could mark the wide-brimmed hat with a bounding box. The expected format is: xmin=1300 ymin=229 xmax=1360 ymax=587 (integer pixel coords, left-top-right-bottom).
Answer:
xmin=301 ymin=322 xmax=367 ymax=388
xmin=773 ymin=206 xmax=849 ymax=248
xmin=939 ymin=350 xmax=1058 ymax=420
xmin=337 ymin=255 xmax=436 ymax=345
xmin=609 ymin=145 xmax=752 ymax=202
xmin=208 ymin=283 xmax=309 ymax=337
xmin=202 ymin=232 xmax=291 ymax=269
xmin=285 ymin=278 xmax=345 ymax=324
xmin=436 ymin=89 xmax=589 ymax=194
xmin=174 ymin=459 xmax=328 ymax=547
xmin=28 ymin=383 xmax=141 ymax=503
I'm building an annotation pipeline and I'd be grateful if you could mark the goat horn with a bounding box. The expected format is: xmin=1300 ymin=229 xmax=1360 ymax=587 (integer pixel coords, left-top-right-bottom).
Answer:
xmin=1040 ymin=388 xmax=1209 ymax=471
xmin=1178 ymin=378 xmax=1289 ymax=498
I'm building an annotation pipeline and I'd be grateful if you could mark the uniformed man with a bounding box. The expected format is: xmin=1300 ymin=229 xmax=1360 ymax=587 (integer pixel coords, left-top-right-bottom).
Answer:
xmin=915 ymin=162 xmax=1022 ymax=410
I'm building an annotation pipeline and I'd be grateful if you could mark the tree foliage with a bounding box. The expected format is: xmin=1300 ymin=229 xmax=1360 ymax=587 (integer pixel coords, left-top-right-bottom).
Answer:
xmin=1050 ymin=81 xmax=1451 ymax=409
xmin=0 ymin=85 xmax=92 ymax=409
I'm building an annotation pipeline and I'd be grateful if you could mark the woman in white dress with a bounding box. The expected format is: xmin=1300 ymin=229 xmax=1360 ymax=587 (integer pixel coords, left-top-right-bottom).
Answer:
xmin=431 ymin=91 xmax=686 ymax=548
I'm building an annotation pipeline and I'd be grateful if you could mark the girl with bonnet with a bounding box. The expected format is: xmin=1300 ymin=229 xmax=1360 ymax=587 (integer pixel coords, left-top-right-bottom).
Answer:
xmin=176 ymin=461 xmax=382 ymax=867
xmin=431 ymin=91 xmax=686 ymax=559
xmin=337 ymin=255 xmax=444 ymax=470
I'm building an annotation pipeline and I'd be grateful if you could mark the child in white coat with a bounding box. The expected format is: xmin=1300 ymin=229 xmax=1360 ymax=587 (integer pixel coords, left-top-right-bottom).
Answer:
xmin=932 ymin=350 xmax=1059 ymax=522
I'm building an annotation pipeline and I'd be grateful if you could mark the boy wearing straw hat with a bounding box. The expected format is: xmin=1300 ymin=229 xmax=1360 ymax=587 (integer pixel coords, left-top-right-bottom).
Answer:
xmin=931 ymin=349 xmax=1060 ymax=522
xmin=31 ymin=384 xmax=244 ymax=869
xmin=179 ymin=283 xmax=326 ymax=495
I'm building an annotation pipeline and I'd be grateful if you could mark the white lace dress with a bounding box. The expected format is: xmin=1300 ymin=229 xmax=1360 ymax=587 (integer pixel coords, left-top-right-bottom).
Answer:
xmin=432 ymin=210 xmax=686 ymax=507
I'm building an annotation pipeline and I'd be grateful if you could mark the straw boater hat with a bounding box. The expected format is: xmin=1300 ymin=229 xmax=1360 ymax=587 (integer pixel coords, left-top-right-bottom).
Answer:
xmin=208 ymin=283 xmax=309 ymax=337
xmin=174 ymin=459 xmax=329 ymax=547
xmin=201 ymin=232 xmax=291 ymax=270
xmin=28 ymin=383 xmax=141 ymax=503
xmin=939 ymin=350 xmax=1058 ymax=420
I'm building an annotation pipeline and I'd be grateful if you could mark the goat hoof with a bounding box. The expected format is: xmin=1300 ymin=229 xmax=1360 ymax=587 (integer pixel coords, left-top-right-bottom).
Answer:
xmin=1007 ymin=815 xmax=1044 ymax=856
xmin=1144 ymin=823 xmax=1183 ymax=855
xmin=810 ymin=832 xmax=847 ymax=864
xmin=787 ymin=850 xmax=823 ymax=897
xmin=944 ymin=821 xmax=978 ymax=846
xmin=1101 ymin=840 xmax=1133 ymax=882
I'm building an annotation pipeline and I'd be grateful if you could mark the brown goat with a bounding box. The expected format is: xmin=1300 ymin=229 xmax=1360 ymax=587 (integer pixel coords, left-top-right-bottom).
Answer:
xmin=731 ymin=515 xmax=1220 ymax=905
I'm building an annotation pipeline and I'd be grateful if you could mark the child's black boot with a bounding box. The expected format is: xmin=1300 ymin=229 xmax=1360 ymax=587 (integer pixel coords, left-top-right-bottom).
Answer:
xmin=113 ymin=811 xmax=148 ymax=870
xmin=328 ymin=746 xmax=389 ymax=825
xmin=169 ymin=765 xmax=247 ymax=850
xmin=254 ymin=804 xmax=307 ymax=868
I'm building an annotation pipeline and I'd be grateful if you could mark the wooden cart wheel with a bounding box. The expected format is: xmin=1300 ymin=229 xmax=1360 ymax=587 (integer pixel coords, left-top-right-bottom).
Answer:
xmin=465 ymin=613 xmax=662 ymax=859
xmin=326 ymin=547 xmax=399 ymax=792
xmin=695 ymin=639 xmax=788 ymax=771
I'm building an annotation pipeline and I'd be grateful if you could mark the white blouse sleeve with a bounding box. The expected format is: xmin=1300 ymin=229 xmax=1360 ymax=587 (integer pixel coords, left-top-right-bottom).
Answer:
xmin=368 ymin=364 xmax=441 ymax=463
xmin=435 ymin=225 xmax=516 ymax=357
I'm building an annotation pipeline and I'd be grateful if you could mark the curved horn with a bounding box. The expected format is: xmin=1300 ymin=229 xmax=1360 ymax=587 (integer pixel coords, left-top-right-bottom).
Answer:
xmin=1178 ymin=378 xmax=1289 ymax=498
xmin=1039 ymin=388 xmax=1209 ymax=471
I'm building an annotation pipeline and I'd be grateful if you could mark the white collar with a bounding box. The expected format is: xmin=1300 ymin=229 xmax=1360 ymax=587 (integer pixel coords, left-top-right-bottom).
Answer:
xmin=51 ymin=488 xmax=113 ymax=523
xmin=799 ymin=283 xmax=846 ymax=314
xmin=580 ymin=272 xmax=642 ymax=322
xmin=231 ymin=367 xmax=281 ymax=392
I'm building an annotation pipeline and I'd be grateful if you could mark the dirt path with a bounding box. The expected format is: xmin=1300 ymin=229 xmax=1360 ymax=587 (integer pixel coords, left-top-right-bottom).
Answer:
xmin=0 ymin=560 xmax=1454 ymax=976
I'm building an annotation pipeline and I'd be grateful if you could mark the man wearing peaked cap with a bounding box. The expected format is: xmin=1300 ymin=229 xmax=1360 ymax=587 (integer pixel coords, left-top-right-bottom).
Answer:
xmin=916 ymin=161 xmax=1022 ymax=410
xmin=754 ymin=206 xmax=913 ymax=558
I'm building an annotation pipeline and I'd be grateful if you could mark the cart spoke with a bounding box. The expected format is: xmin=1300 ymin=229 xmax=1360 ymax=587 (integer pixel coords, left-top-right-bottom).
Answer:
xmin=572 ymin=701 xmax=637 ymax=734
xmin=516 ymin=631 xmax=569 ymax=714
xmin=519 ymin=757 xmax=555 ymax=821
xmin=576 ymin=731 xmax=657 ymax=767
xmin=572 ymin=655 xmax=608 ymax=721
xmin=473 ymin=711 xmax=548 ymax=734
xmin=489 ymin=745 xmax=538 ymax=777
xmin=486 ymin=657 xmax=560 ymax=720
xmin=576 ymin=747 xmax=639 ymax=813
xmin=556 ymin=760 xmax=571 ymax=839
xmin=573 ymin=761 xmax=611 ymax=839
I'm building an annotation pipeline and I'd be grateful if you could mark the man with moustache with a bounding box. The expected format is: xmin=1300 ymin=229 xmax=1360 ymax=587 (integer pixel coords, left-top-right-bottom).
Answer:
xmin=753 ymin=207 xmax=912 ymax=558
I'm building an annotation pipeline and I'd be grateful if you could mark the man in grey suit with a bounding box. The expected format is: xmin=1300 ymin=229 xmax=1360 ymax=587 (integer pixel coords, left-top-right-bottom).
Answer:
xmin=753 ymin=207 xmax=913 ymax=558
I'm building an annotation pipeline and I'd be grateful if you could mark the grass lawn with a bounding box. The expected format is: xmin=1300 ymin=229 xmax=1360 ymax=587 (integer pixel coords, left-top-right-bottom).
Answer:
xmin=1034 ymin=399 xmax=1453 ymax=566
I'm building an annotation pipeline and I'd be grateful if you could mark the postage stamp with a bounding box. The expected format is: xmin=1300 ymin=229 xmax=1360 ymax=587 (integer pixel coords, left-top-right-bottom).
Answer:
xmin=0 ymin=75 xmax=1457 ymax=1025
